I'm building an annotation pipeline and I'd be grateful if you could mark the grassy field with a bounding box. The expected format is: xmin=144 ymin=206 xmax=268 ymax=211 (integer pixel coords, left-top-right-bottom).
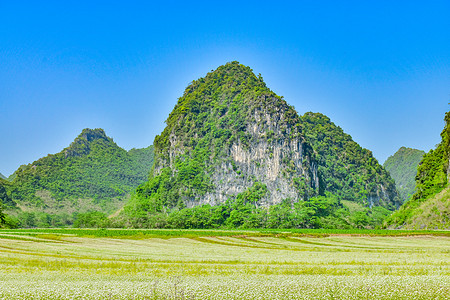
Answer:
xmin=0 ymin=229 xmax=449 ymax=299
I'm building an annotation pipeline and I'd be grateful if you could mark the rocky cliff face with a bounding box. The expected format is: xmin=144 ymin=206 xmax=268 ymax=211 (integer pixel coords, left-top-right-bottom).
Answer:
xmin=136 ymin=62 xmax=318 ymax=209
xmin=185 ymin=100 xmax=319 ymax=207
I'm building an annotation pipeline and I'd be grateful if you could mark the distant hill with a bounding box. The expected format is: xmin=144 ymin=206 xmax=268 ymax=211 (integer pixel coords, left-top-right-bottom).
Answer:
xmin=386 ymin=112 xmax=450 ymax=229
xmin=0 ymin=173 xmax=6 ymax=180
xmin=383 ymin=147 xmax=425 ymax=202
xmin=9 ymin=128 xmax=154 ymax=216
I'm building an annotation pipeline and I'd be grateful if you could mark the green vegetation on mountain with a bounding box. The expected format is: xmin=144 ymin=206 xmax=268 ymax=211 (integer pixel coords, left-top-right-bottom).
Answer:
xmin=122 ymin=191 xmax=391 ymax=230
xmin=11 ymin=129 xmax=154 ymax=207
xmin=0 ymin=185 xmax=6 ymax=225
xmin=300 ymin=112 xmax=400 ymax=208
xmin=0 ymin=207 xmax=4 ymax=226
xmin=7 ymin=169 xmax=21 ymax=181
xmin=0 ymin=178 xmax=15 ymax=227
xmin=0 ymin=179 xmax=14 ymax=207
xmin=385 ymin=112 xmax=450 ymax=229
xmin=123 ymin=62 xmax=399 ymax=229
xmin=383 ymin=147 xmax=425 ymax=202
xmin=7 ymin=129 xmax=154 ymax=227
xmin=128 ymin=145 xmax=155 ymax=174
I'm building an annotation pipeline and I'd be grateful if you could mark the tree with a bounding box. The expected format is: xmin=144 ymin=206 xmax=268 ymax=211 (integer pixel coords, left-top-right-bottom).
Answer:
xmin=0 ymin=183 xmax=11 ymax=226
xmin=0 ymin=204 xmax=5 ymax=225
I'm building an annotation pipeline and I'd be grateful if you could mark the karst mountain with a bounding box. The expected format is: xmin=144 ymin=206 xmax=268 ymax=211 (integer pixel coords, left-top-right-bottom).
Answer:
xmin=125 ymin=62 xmax=399 ymax=226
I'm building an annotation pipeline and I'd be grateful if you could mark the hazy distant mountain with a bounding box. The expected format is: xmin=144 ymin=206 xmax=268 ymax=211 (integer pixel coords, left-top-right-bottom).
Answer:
xmin=384 ymin=147 xmax=425 ymax=202
xmin=0 ymin=173 xmax=6 ymax=180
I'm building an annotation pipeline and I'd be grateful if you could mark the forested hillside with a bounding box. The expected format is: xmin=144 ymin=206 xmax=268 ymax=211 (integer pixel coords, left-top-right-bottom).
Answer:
xmin=300 ymin=112 xmax=399 ymax=208
xmin=7 ymin=129 xmax=154 ymax=227
xmin=383 ymin=147 xmax=425 ymax=202
xmin=0 ymin=179 xmax=14 ymax=207
xmin=385 ymin=112 xmax=450 ymax=229
xmin=123 ymin=62 xmax=399 ymax=229
xmin=0 ymin=178 xmax=15 ymax=227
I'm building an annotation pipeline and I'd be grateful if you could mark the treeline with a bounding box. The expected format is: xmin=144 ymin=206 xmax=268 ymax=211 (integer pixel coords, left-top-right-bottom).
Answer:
xmin=121 ymin=196 xmax=389 ymax=230
xmin=119 ymin=182 xmax=390 ymax=230
xmin=7 ymin=199 xmax=388 ymax=230
xmin=2 ymin=181 xmax=391 ymax=229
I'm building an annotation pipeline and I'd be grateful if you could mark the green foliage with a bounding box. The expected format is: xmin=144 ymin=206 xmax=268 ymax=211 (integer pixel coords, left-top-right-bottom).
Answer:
xmin=0 ymin=179 xmax=15 ymax=227
xmin=0 ymin=204 xmax=5 ymax=225
xmin=0 ymin=179 xmax=14 ymax=207
xmin=414 ymin=149 xmax=448 ymax=201
xmin=12 ymin=211 xmax=72 ymax=228
xmin=124 ymin=182 xmax=388 ymax=230
xmin=74 ymin=211 xmax=110 ymax=228
xmin=224 ymin=182 xmax=268 ymax=228
xmin=167 ymin=205 xmax=226 ymax=229
xmin=300 ymin=112 xmax=400 ymax=208
xmin=383 ymin=147 xmax=425 ymax=202
xmin=8 ymin=129 xmax=154 ymax=213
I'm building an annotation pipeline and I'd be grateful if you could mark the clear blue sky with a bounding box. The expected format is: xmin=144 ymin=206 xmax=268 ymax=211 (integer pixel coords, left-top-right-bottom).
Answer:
xmin=1 ymin=1 xmax=449 ymax=176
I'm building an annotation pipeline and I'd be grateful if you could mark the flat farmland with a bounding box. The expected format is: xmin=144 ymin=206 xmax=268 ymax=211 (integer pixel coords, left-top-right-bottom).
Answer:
xmin=0 ymin=229 xmax=449 ymax=299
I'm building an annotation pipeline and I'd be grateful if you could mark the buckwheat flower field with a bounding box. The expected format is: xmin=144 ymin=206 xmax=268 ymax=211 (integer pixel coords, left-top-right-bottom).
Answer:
xmin=0 ymin=229 xmax=448 ymax=299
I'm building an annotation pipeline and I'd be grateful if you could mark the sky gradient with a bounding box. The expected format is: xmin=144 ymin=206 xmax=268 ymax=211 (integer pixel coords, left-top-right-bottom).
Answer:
xmin=1 ymin=1 xmax=449 ymax=176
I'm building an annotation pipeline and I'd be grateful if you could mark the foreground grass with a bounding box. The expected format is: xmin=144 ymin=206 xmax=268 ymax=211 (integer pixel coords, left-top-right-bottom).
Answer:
xmin=0 ymin=229 xmax=449 ymax=299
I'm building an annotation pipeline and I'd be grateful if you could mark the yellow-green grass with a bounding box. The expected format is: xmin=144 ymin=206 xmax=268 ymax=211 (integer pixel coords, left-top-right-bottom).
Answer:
xmin=405 ymin=187 xmax=450 ymax=230
xmin=0 ymin=230 xmax=449 ymax=299
xmin=341 ymin=200 xmax=366 ymax=213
